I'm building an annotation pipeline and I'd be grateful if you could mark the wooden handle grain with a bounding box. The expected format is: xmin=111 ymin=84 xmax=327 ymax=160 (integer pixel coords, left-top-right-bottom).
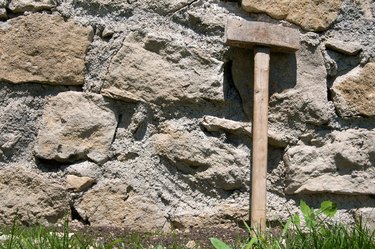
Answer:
xmin=251 ymin=47 xmax=270 ymax=232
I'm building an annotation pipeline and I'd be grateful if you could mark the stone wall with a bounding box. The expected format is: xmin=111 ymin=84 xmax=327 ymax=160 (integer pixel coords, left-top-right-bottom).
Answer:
xmin=0 ymin=0 xmax=374 ymax=230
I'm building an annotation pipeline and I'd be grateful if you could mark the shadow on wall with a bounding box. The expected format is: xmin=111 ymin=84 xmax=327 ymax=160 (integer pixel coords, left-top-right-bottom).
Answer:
xmin=224 ymin=47 xmax=297 ymax=121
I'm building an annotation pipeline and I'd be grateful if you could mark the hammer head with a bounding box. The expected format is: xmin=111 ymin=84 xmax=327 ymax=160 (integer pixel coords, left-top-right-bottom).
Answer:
xmin=225 ymin=17 xmax=300 ymax=53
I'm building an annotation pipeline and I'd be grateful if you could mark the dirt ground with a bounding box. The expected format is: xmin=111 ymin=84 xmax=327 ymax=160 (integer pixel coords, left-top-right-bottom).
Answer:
xmin=70 ymin=224 xmax=249 ymax=248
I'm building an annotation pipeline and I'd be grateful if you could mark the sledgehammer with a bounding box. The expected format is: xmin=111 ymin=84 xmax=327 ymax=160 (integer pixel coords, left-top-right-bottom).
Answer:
xmin=225 ymin=17 xmax=299 ymax=231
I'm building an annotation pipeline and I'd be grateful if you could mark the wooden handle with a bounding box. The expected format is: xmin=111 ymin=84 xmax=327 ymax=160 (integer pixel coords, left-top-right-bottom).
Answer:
xmin=251 ymin=47 xmax=270 ymax=232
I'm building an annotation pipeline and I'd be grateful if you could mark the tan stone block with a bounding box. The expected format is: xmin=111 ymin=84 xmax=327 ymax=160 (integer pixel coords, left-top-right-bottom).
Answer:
xmin=332 ymin=62 xmax=375 ymax=118
xmin=101 ymin=34 xmax=223 ymax=104
xmin=9 ymin=0 xmax=57 ymax=13
xmin=242 ymin=0 xmax=342 ymax=31
xmin=0 ymin=13 xmax=92 ymax=85
xmin=66 ymin=175 xmax=96 ymax=192
xmin=34 ymin=92 xmax=117 ymax=164
xmin=325 ymin=38 xmax=362 ymax=55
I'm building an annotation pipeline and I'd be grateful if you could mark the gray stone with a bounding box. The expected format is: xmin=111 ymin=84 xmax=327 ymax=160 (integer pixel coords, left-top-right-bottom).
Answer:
xmin=355 ymin=208 xmax=375 ymax=229
xmin=66 ymin=175 xmax=96 ymax=192
xmin=201 ymin=115 xmax=252 ymax=136
xmin=353 ymin=0 xmax=373 ymax=19
xmin=201 ymin=115 xmax=294 ymax=147
xmin=0 ymin=166 xmax=69 ymax=226
xmin=153 ymin=123 xmax=249 ymax=191
xmin=0 ymin=13 xmax=92 ymax=85
xmin=331 ymin=62 xmax=375 ymax=118
xmin=325 ymin=38 xmax=362 ymax=55
xmin=34 ymin=92 xmax=117 ymax=164
xmin=170 ymin=203 xmax=248 ymax=229
xmin=284 ymin=129 xmax=375 ymax=195
xmin=9 ymin=0 xmax=57 ymax=13
xmin=64 ymin=161 xmax=101 ymax=179
xmin=268 ymin=42 xmax=334 ymax=127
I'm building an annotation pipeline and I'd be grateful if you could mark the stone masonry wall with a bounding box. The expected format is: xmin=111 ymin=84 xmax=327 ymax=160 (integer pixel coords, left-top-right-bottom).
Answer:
xmin=0 ymin=0 xmax=374 ymax=230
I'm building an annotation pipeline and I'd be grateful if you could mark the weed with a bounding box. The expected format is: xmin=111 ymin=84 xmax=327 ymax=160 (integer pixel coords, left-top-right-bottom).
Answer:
xmin=210 ymin=200 xmax=375 ymax=249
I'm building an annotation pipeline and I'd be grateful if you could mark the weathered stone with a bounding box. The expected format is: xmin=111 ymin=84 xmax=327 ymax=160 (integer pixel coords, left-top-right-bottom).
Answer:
xmin=325 ymin=38 xmax=362 ymax=55
xmin=201 ymin=115 xmax=294 ymax=147
xmin=355 ymin=208 xmax=375 ymax=229
xmin=0 ymin=13 xmax=92 ymax=85
xmin=353 ymin=0 xmax=373 ymax=19
xmin=66 ymin=175 xmax=96 ymax=192
xmin=76 ymin=182 xmax=168 ymax=230
xmin=34 ymin=92 xmax=117 ymax=164
xmin=293 ymin=173 xmax=375 ymax=195
xmin=9 ymin=0 xmax=57 ymax=13
xmin=153 ymin=124 xmax=249 ymax=191
xmin=0 ymin=166 xmax=69 ymax=226
xmin=201 ymin=115 xmax=252 ymax=136
xmin=64 ymin=161 xmax=101 ymax=179
xmin=284 ymin=129 xmax=375 ymax=195
xmin=242 ymin=0 xmax=342 ymax=31
xmin=170 ymin=203 xmax=248 ymax=229
xmin=331 ymin=62 xmax=375 ymax=118
xmin=101 ymin=32 xmax=223 ymax=104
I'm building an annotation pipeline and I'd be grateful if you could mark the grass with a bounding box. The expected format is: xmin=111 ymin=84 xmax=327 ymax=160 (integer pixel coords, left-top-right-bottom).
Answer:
xmin=211 ymin=200 xmax=375 ymax=249
xmin=1 ymin=201 xmax=374 ymax=248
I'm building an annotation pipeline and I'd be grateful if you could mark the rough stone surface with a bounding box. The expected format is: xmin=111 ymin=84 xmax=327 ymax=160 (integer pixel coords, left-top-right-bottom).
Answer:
xmin=355 ymin=208 xmax=375 ymax=229
xmin=9 ymin=0 xmax=57 ymax=13
xmin=64 ymin=161 xmax=101 ymax=179
xmin=331 ymin=62 xmax=375 ymax=118
xmin=242 ymin=0 xmax=342 ymax=31
xmin=201 ymin=116 xmax=294 ymax=147
xmin=0 ymin=0 xmax=374 ymax=231
xmin=284 ymin=129 xmax=375 ymax=195
xmin=101 ymin=32 xmax=224 ymax=104
xmin=76 ymin=181 xmax=169 ymax=230
xmin=153 ymin=123 xmax=249 ymax=191
xmin=325 ymin=38 xmax=362 ymax=55
xmin=34 ymin=92 xmax=117 ymax=164
xmin=66 ymin=175 xmax=96 ymax=192
xmin=0 ymin=166 xmax=69 ymax=226
xmin=0 ymin=13 xmax=92 ymax=85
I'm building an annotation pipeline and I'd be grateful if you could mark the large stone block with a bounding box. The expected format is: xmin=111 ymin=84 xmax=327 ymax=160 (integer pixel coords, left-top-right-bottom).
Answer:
xmin=0 ymin=166 xmax=69 ymax=226
xmin=242 ymin=0 xmax=342 ymax=31
xmin=9 ymin=0 xmax=57 ymax=13
xmin=34 ymin=92 xmax=117 ymax=164
xmin=284 ymin=129 xmax=375 ymax=195
xmin=331 ymin=62 xmax=375 ymax=118
xmin=101 ymin=33 xmax=223 ymax=104
xmin=153 ymin=123 xmax=249 ymax=191
xmin=76 ymin=182 xmax=168 ymax=230
xmin=0 ymin=13 xmax=92 ymax=85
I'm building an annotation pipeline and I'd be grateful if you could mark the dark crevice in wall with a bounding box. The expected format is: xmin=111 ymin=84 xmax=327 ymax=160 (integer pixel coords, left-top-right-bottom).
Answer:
xmin=167 ymin=0 xmax=199 ymax=16
xmin=70 ymin=204 xmax=91 ymax=225
xmin=111 ymin=114 xmax=122 ymax=145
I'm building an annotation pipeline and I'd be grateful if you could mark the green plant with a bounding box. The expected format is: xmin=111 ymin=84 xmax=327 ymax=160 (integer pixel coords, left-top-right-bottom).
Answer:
xmin=210 ymin=200 xmax=375 ymax=249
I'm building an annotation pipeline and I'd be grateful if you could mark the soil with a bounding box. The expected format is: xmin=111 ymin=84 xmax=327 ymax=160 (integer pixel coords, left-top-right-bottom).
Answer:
xmin=69 ymin=224 xmax=249 ymax=248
